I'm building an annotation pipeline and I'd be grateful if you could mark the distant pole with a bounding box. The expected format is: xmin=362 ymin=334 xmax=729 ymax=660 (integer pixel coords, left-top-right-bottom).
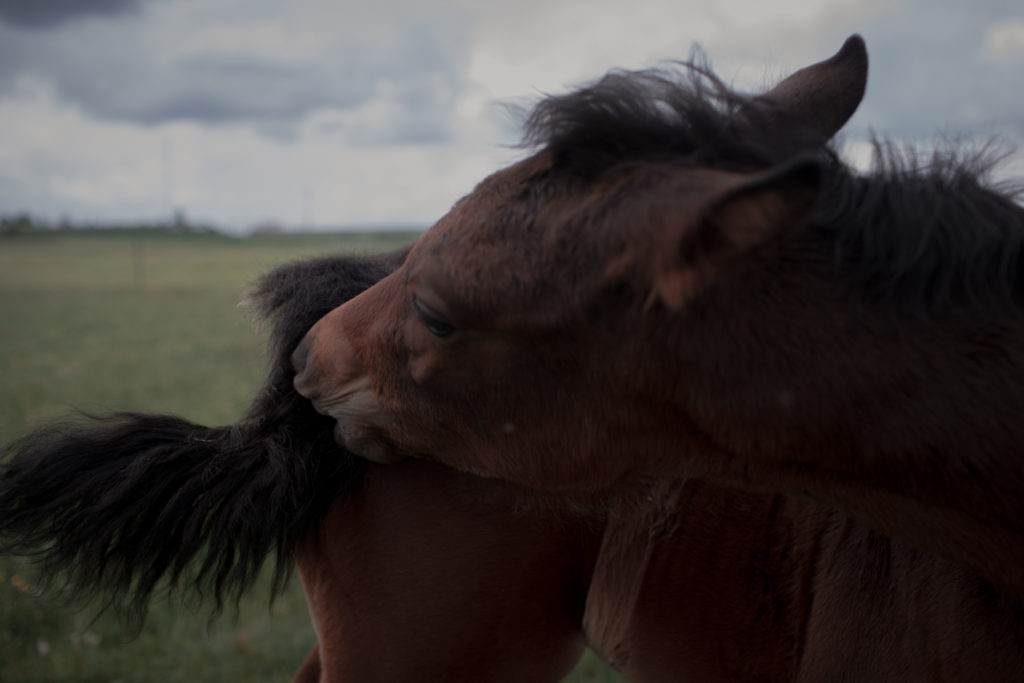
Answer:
xmin=132 ymin=240 xmax=145 ymax=290
xmin=300 ymin=186 xmax=313 ymax=230
xmin=161 ymin=136 xmax=174 ymax=222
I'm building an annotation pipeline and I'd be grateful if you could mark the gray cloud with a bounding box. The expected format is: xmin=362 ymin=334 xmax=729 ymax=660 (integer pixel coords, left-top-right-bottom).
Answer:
xmin=1 ymin=0 xmax=1020 ymax=229
xmin=0 ymin=0 xmax=139 ymax=29
xmin=0 ymin=5 xmax=469 ymax=143
xmin=67 ymin=54 xmax=374 ymax=126
xmin=4 ymin=0 xmax=1018 ymax=148
xmin=848 ymin=0 xmax=1024 ymax=142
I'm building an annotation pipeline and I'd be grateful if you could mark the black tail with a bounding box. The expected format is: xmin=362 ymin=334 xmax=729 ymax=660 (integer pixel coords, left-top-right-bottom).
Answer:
xmin=0 ymin=247 xmax=407 ymax=623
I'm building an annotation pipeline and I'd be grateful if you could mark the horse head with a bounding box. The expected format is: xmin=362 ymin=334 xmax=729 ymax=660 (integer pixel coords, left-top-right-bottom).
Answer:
xmin=291 ymin=36 xmax=869 ymax=486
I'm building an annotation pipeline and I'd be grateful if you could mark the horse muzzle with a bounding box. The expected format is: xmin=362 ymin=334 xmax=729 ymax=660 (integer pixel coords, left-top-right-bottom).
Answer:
xmin=292 ymin=328 xmax=406 ymax=466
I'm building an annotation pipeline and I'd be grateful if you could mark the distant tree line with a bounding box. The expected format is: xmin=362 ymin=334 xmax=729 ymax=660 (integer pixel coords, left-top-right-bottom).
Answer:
xmin=0 ymin=211 xmax=223 ymax=237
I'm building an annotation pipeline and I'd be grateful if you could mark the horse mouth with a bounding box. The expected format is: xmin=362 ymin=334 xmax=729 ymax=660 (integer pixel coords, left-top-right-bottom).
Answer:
xmin=292 ymin=330 xmax=406 ymax=465
xmin=307 ymin=395 xmax=407 ymax=466
xmin=294 ymin=378 xmax=405 ymax=464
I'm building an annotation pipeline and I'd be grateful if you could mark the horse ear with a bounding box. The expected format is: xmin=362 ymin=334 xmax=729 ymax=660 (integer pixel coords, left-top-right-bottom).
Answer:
xmin=653 ymin=158 xmax=822 ymax=309
xmin=754 ymin=34 xmax=869 ymax=144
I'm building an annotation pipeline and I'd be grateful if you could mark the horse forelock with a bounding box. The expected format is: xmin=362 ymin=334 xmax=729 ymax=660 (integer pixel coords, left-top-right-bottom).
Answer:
xmin=518 ymin=54 xmax=832 ymax=180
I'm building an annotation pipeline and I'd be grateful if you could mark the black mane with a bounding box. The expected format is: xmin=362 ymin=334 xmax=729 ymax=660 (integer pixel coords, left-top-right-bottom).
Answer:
xmin=817 ymin=141 xmax=1024 ymax=311
xmin=521 ymin=59 xmax=1024 ymax=312
xmin=520 ymin=53 xmax=834 ymax=178
xmin=245 ymin=246 xmax=408 ymax=413
xmin=0 ymin=249 xmax=405 ymax=624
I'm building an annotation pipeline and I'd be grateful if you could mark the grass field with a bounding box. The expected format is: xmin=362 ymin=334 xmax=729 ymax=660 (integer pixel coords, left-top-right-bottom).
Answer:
xmin=0 ymin=230 xmax=626 ymax=682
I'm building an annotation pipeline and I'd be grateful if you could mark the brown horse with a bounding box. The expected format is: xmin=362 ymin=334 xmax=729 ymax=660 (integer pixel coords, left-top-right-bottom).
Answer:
xmin=295 ymin=459 xmax=1024 ymax=682
xmin=0 ymin=250 xmax=578 ymax=681
xmin=4 ymin=252 xmax=1023 ymax=680
xmin=292 ymin=36 xmax=1024 ymax=602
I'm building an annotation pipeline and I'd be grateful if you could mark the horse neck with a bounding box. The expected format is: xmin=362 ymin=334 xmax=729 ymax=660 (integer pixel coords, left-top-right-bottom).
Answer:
xmin=660 ymin=235 xmax=1024 ymax=600
xmin=670 ymin=238 xmax=1024 ymax=488
xmin=583 ymin=479 xmax=832 ymax=679
xmin=585 ymin=479 xmax=1024 ymax=680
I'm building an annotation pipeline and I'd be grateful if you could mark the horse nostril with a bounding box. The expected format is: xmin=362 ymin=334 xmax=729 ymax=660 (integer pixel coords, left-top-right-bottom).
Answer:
xmin=292 ymin=336 xmax=311 ymax=374
xmin=291 ymin=335 xmax=316 ymax=397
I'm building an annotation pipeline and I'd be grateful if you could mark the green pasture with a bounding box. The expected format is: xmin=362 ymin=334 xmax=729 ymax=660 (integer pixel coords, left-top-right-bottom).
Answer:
xmin=0 ymin=230 xmax=625 ymax=682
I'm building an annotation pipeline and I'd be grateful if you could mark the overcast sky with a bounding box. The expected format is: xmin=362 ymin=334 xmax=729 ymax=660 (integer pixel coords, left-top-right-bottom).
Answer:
xmin=1 ymin=0 xmax=1021 ymax=231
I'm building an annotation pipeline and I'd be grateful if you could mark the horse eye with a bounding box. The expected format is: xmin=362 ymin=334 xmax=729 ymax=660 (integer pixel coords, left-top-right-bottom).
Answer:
xmin=413 ymin=296 xmax=456 ymax=338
